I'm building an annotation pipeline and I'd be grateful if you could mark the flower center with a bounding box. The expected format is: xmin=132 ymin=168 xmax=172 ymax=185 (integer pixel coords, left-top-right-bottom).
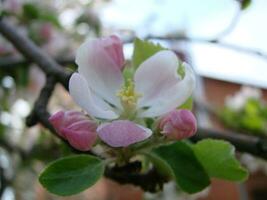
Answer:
xmin=117 ymin=79 xmax=142 ymax=116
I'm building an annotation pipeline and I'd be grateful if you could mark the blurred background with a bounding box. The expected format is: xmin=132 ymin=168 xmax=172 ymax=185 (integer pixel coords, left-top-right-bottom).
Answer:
xmin=1 ymin=0 xmax=267 ymax=199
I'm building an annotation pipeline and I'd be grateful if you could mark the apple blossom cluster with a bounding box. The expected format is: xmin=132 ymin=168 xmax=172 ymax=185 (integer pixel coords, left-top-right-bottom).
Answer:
xmin=49 ymin=35 xmax=197 ymax=151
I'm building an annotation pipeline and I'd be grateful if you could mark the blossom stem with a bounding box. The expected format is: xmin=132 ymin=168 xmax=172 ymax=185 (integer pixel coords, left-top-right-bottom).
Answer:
xmin=115 ymin=147 xmax=133 ymax=166
xmin=131 ymin=135 xmax=168 ymax=153
xmin=103 ymin=157 xmax=117 ymax=165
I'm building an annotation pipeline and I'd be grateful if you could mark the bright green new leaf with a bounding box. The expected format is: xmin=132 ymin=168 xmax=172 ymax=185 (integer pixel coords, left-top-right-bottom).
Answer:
xmin=193 ymin=139 xmax=248 ymax=181
xmin=179 ymin=96 xmax=193 ymax=110
xmin=240 ymin=0 xmax=251 ymax=10
xmin=39 ymin=155 xmax=104 ymax=196
xmin=132 ymin=38 xmax=166 ymax=69
xmin=22 ymin=3 xmax=60 ymax=27
xmin=123 ymin=65 xmax=135 ymax=81
xmin=177 ymin=61 xmax=185 ymax=78
xmin=153 ymin=141 xmax=210 ymax=193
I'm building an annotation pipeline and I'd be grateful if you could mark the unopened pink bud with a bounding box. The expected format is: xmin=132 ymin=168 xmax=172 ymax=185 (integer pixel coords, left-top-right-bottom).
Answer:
xmin=100 ymin=35 xmax=125 ymax=70
xmin=3 ymin=0 xmax=21 ymax=14
xmin=0 ymin=46 xmax=7 ymax=56
xmin=159 ymin=109 xmax=197 ymax=140
xmin=40 ymin=23 xmax=53 ymax=42
xmin=49 ymin=111 xmax=97 ymax=151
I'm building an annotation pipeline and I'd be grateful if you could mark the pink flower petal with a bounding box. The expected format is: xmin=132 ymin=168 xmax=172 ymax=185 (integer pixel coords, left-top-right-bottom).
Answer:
xmin=49 ymin=110 xmax=98 ymax=151
xmin=97 ymin=120 xmax=152 ymax=147
xmin=48 ymin=111 xmax=65 ymax=136
xmin=63 ymin=129 xmax=97 ymax=151
xmin=49 ymin=110 xmax=87 ymax=137
xmin=101 ymin=35 xmax=125 ymax=70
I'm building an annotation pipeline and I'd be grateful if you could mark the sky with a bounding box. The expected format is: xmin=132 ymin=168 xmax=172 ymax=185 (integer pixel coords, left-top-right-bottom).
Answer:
xmin=100 ymin=0 xmax=267 ymax=88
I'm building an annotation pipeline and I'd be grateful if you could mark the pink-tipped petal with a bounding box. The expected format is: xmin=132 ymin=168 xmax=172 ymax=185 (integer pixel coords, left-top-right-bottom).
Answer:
xmin=101 ymin=35 xmax=125 ymax=70
xmin=97 ymin=120 xmax=152 ymax=147
xmin=76 ymin=36 xmax=124 ymax=107
xmin=159 ymin=109 xmax=197 ymax=140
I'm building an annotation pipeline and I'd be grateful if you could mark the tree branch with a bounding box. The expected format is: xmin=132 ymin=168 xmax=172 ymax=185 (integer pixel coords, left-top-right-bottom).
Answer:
xmin=25 ymin=75 xmax=90 ymax=153
xmin=0 ymin=55 xmax=76 ymax=70
xmin=26 ymin=75 xmax=57 ymax=133
xmin=0 ymin=18 xmax=71 ymax=89
xmin=104 ymin=161 xmax=169 ymax=192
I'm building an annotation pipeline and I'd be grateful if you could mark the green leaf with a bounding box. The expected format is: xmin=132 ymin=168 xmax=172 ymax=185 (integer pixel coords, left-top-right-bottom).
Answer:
xmin=240 ymin=0 xmax=251 ymax=10
xmin=39 ymin=155 xmax=104 ymax=196
xmin=193 ymin=139 xmax=248 ymax=181
xmin=153 ymin=141 xmax=210 ymax=193
xmin=22 ymin=3 xmax=60 ymax=27
xmin=39 ymin=13 xmax=61 ymax=27
xmin=179 ymin=96 xmax=193 ymax=110
xmin=219 ymin=107 xmax=240 ymax=129
xmin=144 ymin=152 xmax=174 ymax=178
xmin=23 ymin=3 xmax=39 ymax=20
xmin=244 ymin=98 xmax=261 ymax=116
xmin=177 ymin=61 xmax=186 ymax=78
xmin=132 ymin=38 xmax=166 ymax=69
xmin=123 ymin=65 xmax=135 ymax=80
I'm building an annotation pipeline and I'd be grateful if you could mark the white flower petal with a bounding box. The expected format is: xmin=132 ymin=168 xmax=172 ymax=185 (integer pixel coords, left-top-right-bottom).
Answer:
xmin=134 ymin=50 xmax=180 ymax=107
xmin=69 ymin=73 xmax=118 ymax=119
xmin=138 ymin=64 xmax=195 ymax=118
xmin=76 ymin=39 xmax=123 ymax=108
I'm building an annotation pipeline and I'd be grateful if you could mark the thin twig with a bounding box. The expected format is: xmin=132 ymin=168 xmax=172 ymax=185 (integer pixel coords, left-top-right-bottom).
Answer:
xmin=211 ymin=3 xmax=241 ymax=40
xmin=124 ymin=35 xmax=267 ymax=61
xmin=25 ymin=75 xmax=87 ymax=152
xmin=26 ymin=76 xmax=57 ymax=132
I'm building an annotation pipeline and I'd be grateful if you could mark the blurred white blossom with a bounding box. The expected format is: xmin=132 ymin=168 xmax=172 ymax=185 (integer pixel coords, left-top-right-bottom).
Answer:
xmin=225 ymin=86 xmax=262 ymax=111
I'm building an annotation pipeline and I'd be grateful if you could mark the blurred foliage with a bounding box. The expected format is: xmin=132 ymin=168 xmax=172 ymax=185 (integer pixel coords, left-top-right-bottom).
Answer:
xmin=22 ymin=3 xmax=61 ymax=28
xmin=75 ymin=11 xmax=101 ymax=36
xmin=240 ymin=0 xmax=252 ymax=10
xmin=0 ymin=64 xmax=30 ymax=88
xmin=219 ymin=98 xmax=267 ymax=136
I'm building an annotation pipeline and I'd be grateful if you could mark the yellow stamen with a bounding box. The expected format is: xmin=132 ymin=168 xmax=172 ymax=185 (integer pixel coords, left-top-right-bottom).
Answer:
xmin=117 ymin=79 xmax=142 ymax=112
